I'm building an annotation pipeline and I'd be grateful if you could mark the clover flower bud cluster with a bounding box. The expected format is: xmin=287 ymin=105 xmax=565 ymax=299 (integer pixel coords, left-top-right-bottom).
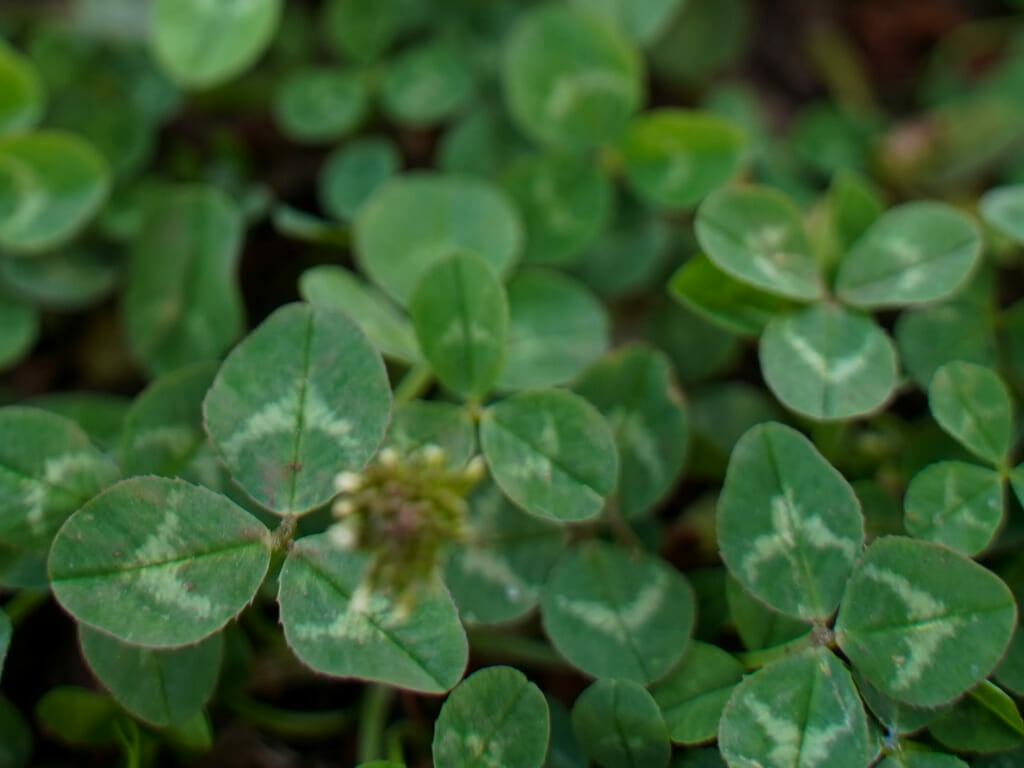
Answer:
xmin=326 ymin=444 xmax=487 ymax=606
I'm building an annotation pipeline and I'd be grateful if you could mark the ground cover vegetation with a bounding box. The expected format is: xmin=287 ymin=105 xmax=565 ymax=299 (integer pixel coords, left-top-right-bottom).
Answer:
xmin=3 ymin=1 xmax=1024 ymax=766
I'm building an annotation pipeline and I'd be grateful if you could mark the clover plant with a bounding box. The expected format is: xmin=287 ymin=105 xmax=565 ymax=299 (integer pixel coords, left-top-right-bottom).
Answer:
xmin=6 ymin=1 xmax=1024 ymax=767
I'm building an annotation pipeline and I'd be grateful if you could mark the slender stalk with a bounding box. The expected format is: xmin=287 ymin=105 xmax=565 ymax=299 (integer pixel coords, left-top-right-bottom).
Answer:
xmin=736 ymin=630 xmax=816 ymax=671
xmin=357 ymin=684 xmax=396 ymax=763
xmin=467 ymin=627 xmax=568 ymax=670
xmin=226 ymin=692 xmax=352 ymax=740
xmin=3 ymin=588 xmax=48 ymax=627
xmin=394 ymin=363 xmax=433 ymax=404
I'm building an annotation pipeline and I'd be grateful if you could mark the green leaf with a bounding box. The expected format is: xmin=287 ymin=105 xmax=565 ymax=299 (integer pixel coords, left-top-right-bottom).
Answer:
xmin=381 ymin=37 xmax=475 ymax=126
xmin=0 ymin=696 xmax=31 ymax=768
xmin=204 ymin=303 xmax=392 ymax=515
xmin=903 ymin=461 xmax=1003 ymax=556
xmin=79 ymin=624 xmax=223 ymax=727
xmin=928 ymin=681 xmax=1024 ymax=754
xmin=299 ymin=265 xmax=420 ymax=364
xmin=725 ymin=575 xmax=812 ymax=651
xmin=49 ymin=477 xmax=272 ymax=647
xmin=575 ymin=194 xmax=669 ymax=298
xmin=0 ymin=40 xmax=44 ymax=134
xmin=877 ymin=753 xmax=967 ymax=768
xmin=540 ymin=541 xmax=693 ymax=683
xmin=760 ymin=304 xmax=898 ymax=420
xmin=355 ymin=173 xmax=521 ymax=305
xmin=688 ymin=382 xmax=780 ymax=480
xmin=409 ymin=252 xmax=508 ymax=399
xmin=321 ymin=0 xmax=401 ymax=63
xmin=480 ymin=389 xmax=618 ymax=523
xmin=546 ymin=696 xmax=588 ymax=768
xmin=384 ymin=401 xmax=476 ymax=469
xmin=827 ymin=169 xmax=884 ymax=254
xmin=0 ymin=406 xmax=119 ymax=551
xmin=277 ymin=534 xmax=467 ymax=693
xmin=0 ymin=609 xmax=9 ymax=676
xmin=574 ymin=344 xmax=689 ymax=518
xmin=445 ymin=482 xmax=565 ymax=624
xmin=835 ymin=536 xmax=1017 ymax=707
xmin=835 ymin=201 xmax=982 ymax=308
xmin=151 ymin=0 xmax=282 ymax=89
xmin=980 ymin=185 xmax=1024 ymax=245
xmin=718 ymin=648 xmax=872 ymax=768
xmin=0 ymin=245 xmax=118 ymax=310
xmin=318 ymin=137 xmax=399 ymax=221
xmin=120 ymin=361 xmax=219 ymax=479
xmin=0 ymin=131 xmax=110 ymax=253
xmin=718 ymin=422 xmax=864 ymax=620
xmin=646 ymin=294 xmax=740 ymax=384
xmin=569 ymin=0 xmax=684 ymax=44
xmin=620 ymin=109 xmax=746 ymax=209
xmin=272 ymin=203 xmax=348 ymax=246
xmin=895 ymin=289 xmax=998 ymax=388
xmin=27 ymin=391 xmax=129 ymax=453
xmin=35 ymin=687 xmax=126 ymax=747
xmin=272 ymin=67 xmax=369 ymax=143
xmin=432 ymin=666 xmax=550 ymax=768
xmin=571 ymin=679 xmax=670 ymax=768
xmin=123 ymin=184 xmax=245 ymax=376
xmin=497 ymin=269 xmax=609 ymax=391
xmin=854 ymin=670 xmax=948 ymax=735
xmin=502 ymin=152 xmax=613 ymax=266
xmin=439 ymin=106 xmax=529 ymax=178
xmin=695 ymin=185 xmax=823 ymax=301
xmin=0 ymin=294 xmax=37 ymax=371
xmin=928 ymin=361 xmax=1013 ymax=466
xmin=502 ymin=5 xmax=642 ymax=147
xmin=650 ymin=641 xmax=744 ymax=745
xmin=668 ymin=254 xmax=797 ymax=337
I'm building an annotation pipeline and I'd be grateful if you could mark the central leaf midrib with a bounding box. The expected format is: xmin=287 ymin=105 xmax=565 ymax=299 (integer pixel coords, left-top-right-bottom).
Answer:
xmin=51 ymin=538 xmax=265 ymax=583
xmin=489 ymin=414 xmax=603 ymax=497
xmin=286 ymin=310 xmax=316 ymax=511
xmin=293 ymin=552 xmax=449 ymax=690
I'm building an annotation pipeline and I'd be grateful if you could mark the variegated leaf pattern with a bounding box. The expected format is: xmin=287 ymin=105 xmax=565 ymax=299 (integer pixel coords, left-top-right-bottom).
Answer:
xmin=409 ymin=251 xmax=508 ymax=399
xmin=49 ymin=477 xmax=271 ymax=647
xmin=432 ymin=666 xmax=549 ymax=768
xmin=480 ymin=389 xmax=618 ymax=522
xmin=717 ymin=422 xmax=864 ymax=620
xmin=835 ymin=536 xmax=1017 ymax=707
xmin=759 ymin=304 xmax=898 ymax=420
xmin=928 ymin=361 xmax=1013 ymax=467
xmin=204 ymin=302 xmax=392 ymax=515
xmin=718 ymin=648 xmax=872 ymax=768
xmin=277 ymin=534 xmax=467 ymax=694
xmin=540 ymin=540 xmax=693 ymax=684
xmin=0 ymin=406 xmax=119 ymax=551
xmin=903 ymin=461 xmax=1003 ymax=556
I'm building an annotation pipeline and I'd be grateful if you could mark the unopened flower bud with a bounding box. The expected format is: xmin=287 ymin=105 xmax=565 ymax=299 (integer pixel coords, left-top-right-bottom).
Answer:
xmin=332 ymin=498 xmax=356 ymax=518
xmin=378 ymin=447 xmax=399 ymax=466
xmin=334 ymin=471 xmax=362 ymax=494
xmin=422 ymin=444 xmax=445 ymax=467
xmin=327 ymin=521 xmax=358 ymax=550
xmin=463 ymin=455 xmax=486 ymax=483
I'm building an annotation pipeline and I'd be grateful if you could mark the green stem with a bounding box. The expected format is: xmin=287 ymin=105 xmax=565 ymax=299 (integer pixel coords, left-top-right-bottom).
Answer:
xmin=3 ymin=588 xmax=48 ymax=627
xmin=357 ymin=684 xmax=396 ymax=763
xmin=736 ymin=630 xmax=816 ymax=671
xmin=394 ymin=363 xmax=433 ymax=404
xmin=385 ymin=721 xmax=407 ymax=764
xmin=226 ymin=692 xmax=352 ymax=740
xmin=804 ymin=22 xmax=876 ymax=111
xmin=467 ymin=627 xmax=568 ymax=670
